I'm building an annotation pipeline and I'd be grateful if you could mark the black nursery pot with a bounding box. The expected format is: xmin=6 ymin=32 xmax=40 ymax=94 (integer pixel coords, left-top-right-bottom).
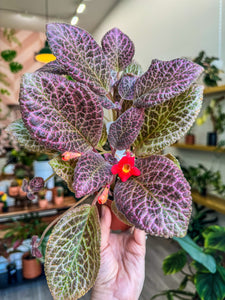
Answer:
xmin=207 ymin=132 xmax=217 ymax=146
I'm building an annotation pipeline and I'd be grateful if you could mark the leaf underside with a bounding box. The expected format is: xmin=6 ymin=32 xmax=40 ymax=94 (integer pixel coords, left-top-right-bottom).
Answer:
xmin=114 ymin=155 xmax=192 ymax=238
xmin=45 ymin=204 xmax=101 ymax=300
xmin=49 ymin=156 xmax=77 ymax=192
xmin=133 ymin=85 xmax=203 ymax=157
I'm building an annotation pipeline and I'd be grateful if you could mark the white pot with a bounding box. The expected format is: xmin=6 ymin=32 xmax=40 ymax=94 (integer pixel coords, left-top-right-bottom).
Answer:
xmin=33 ymin=160 xmax=54 ymax=189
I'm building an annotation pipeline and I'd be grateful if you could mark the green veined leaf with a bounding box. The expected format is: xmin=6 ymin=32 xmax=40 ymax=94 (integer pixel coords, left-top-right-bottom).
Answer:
xmin=163 ymin=250 xmax=187 ymax=275
xmin=195 ymin=266 xmax=225 ymax=300
xmin=6 ymin=119 xmax=54 ymax=154
xmin=133 ymin=85 xmax=203 ymax=157
xmin=49 ymin=156 xmax=77 ymax=192
xmin=45 ymin=204 xmax=101 ymax=300
xmin=174 ymin=235 xmax=216 ymax=273
xmin=203 ymin=225 xmax=225 ymax=252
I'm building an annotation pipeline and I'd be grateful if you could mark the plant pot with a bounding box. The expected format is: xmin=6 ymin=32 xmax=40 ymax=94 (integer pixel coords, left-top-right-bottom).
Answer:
xmin=2 ymin=206 xmax=8 ymax=213
xmin=22 ymin=252 xmax=42 ymax=279
xmin=185 ymin=134 xmax=195 ymax=145
xmin=0 ymin=202 xmax=3 ymax=212
xmin=207 ymin=132 xmax=217 ymax=146
xmin=19 ymin=186 xmax=27 ymax=197
xmin=106 ymin=200 xmax=131 ymax=231
xmin=8 ymin=186 xmax=19 ymax=197
xmin=38 ymin=199 xmax=48 ymax=209
xmin=54 ymin=196 xmax=64 ymax=206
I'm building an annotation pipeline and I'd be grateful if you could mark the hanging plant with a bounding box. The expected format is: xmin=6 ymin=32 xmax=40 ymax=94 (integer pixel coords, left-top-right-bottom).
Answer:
xmin=7 ymin=23 xmax=204 ymax=299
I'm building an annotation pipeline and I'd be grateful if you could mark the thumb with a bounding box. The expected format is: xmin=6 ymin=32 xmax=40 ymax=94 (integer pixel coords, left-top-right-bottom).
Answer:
xmin=100 ymin=205 xmax=111 ymax=250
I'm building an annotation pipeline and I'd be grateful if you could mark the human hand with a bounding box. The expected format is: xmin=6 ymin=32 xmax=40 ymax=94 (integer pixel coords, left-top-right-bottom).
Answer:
xmin=91 ymin=205 xmax=146 ymax=300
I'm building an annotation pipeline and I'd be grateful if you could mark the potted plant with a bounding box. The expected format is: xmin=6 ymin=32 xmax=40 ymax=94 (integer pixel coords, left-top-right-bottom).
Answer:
xmin=196 ymin=97 xmax=225 ymax=146
xmin=151 ymin=221 xmax=225 ymax=300
xmin=3 ymin=213 xmax=48 ymax=279
xmin=7 ymin=23 xmax=204 ymax=299
xmin=38 ymin=189 xmax=48 ymax=209
xmin=181 ymin=163 xmax=225 ymax=196
xmin=8 ymin=180 xmax=19 ymax=197
xmin=185 ymin=126 xmax=195 ymax=145
xmin=54 ymin=186 xmax=64 ymax=206
xmin=193 ymin=50 xmax=224 ymax=87
xmin=0 ymin=191 xmax=7 ymax=212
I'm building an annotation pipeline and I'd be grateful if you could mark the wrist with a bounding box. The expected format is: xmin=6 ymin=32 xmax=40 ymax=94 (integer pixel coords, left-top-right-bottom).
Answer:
xmin=91 ymin=287 xmax=139 ymax=300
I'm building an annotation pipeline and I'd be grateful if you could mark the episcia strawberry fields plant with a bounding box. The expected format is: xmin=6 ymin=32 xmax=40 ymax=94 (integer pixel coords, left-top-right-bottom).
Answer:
xmin=7 ymin=23 xmax=204 ymax=299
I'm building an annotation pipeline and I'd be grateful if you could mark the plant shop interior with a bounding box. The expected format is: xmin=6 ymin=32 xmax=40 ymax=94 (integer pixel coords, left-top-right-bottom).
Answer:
xmin=0 ymin=0 xmax=225 ymax=299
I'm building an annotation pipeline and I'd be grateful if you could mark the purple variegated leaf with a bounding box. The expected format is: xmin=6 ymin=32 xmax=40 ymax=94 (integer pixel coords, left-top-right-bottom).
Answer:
xmin=101 ymin=28 xmax=135 ymax=71
xmin=73 ymin=152 xmax=113 ymax=198
xmin=19 ymin=72 xmax=103 ymax=153
xmin=123 ymin=61 xmax=143 ymax=76
xmin=134 ymin=58 xmax=204 ymax=108
xmin=108 ymin=107 xmax=145 ymax=150
xmin=27 ymin=192 xmax=37 ymax=201
xmin=35 ymin=60 xmax=65 ymax=75
xmin=98 ymin=95 xmax=118 ymax=109
xmin=47 ymin=23 xmax=110 ymax=96
xmin=114 ymin=155 xmax=192 ymax=238
xmin=118 ymin=74 xmax=137 ymax=100
xmin=104 ymin=153 xmax=118 ymax=165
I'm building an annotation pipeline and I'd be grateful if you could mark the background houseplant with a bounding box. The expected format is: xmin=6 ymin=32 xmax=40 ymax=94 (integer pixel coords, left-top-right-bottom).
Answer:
xmin=8 ymin=23 xmax=204 ymax=299
xmin=181 ymin=163 xmax=225 ymax=196
xmin=151 ymin=209 xmax=225 ymax=300
xmin=193 ymin=51 xmax=223 ymax=87
xmin=196 ymin=97 xmax=225 ymax=146
xmin=3 ymin=213 xmax=48 ymax=279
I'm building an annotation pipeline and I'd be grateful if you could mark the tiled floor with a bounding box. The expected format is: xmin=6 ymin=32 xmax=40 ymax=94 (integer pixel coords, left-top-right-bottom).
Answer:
xmin=0 ymin=236 xmax=194 ymax=300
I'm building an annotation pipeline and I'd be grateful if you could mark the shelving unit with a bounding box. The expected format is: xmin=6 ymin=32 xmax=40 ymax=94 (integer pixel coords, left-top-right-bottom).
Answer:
xmin=171 ymin=143 xmax=225 ymax=152
xmin=204 ymin=85 xmax=225 ymax=95
xmin=192 ymin=191 xmax=225 ymax=214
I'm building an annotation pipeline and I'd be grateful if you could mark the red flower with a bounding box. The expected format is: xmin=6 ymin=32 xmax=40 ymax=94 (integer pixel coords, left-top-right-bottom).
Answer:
xmin=111 ymin=152 xmax=141 ymax=182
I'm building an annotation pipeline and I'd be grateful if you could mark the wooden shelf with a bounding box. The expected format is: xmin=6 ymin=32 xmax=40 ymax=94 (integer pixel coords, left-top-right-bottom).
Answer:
xmin=204 ymin=85 xmax=225 ymax=95
xmin=0 ymin=196 xmax=76 ymax=220
xmin=192 ymin=191 xmax=225 ymax=214
xmin=171 ymin=143 xmax=225 ymax=152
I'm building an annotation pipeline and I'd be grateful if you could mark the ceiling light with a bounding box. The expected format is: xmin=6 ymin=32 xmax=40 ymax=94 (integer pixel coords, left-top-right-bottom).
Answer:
xmin=71 ymin=16 xmax=79 ymax=25
xmin=77 ymin=3 xmax=86 ymax=14
xmin=34 ymin=0 xmax=56 ymax=64
xmin=35 ymin=41 xmax=56 ymax=63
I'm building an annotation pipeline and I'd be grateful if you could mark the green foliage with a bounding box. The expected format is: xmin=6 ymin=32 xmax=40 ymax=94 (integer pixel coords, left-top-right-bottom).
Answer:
xmin=195 ymin=266 xmax=225 ymax=300
xmin=203 ymin=225 xmax=225 ymax=252
xmin=152 ymin=217 xmax=225 ymax=300
xmin=174 ymin=235 xmax=216 ymax=273
xmin=193 ymin=51 xmax=223 ymax=87
xmin=45 ymin=204 xmax=101 ymax=299
xmin=181 ymin=163 xmax=225 ymax=196
xmin=1 ymin=50 xmax=17 ymax=62
xmin=9 ymin=61 xmax=23 ymax=73
xmin=162 ymin=250 xmax=187 ymax=275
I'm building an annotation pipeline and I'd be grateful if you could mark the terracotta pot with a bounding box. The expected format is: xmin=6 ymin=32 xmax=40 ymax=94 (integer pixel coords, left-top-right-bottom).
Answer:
xmin=38 ymin=199 xmax=48 ymax=209
xmin=8 ymin=186 xmax=19 ymax=197
xmin=185 ymin=134 xmax=195 ymax=145
xmin=0 ymin=202 xmax=3 ymax=212
xmin=106 ymin=200 xmax=131 ymax=231
xmin=22 ymin=252 xmax=42 ymax=279
xmin=54 ymin=196 xmax=64 ymax=206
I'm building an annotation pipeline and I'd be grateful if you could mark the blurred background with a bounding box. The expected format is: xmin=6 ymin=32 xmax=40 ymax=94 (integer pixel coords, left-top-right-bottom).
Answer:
xmin=0 ymin=1 xmax=225 ymax=299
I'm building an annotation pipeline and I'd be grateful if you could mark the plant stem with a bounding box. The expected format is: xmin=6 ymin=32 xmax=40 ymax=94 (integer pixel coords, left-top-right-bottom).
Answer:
xmin=37 ymin=193 xmax=91 ymax=247
xmin=44 ymin=172 xmax=55 ymax=184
